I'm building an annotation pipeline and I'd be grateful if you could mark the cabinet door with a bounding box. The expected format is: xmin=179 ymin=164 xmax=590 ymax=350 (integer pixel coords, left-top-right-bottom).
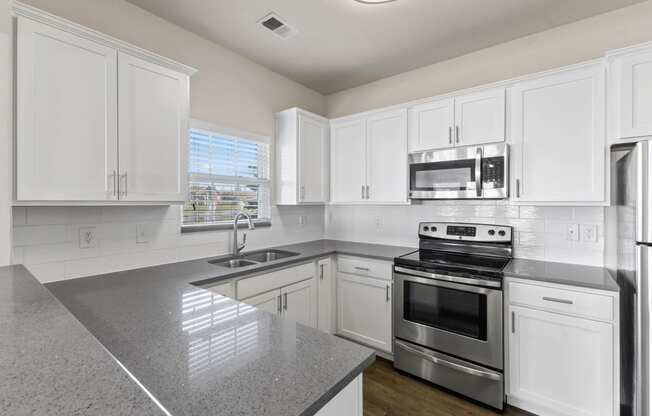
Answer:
xmin=331 ymin=119 xmax=367 ymax=203
xmin=317 ymin=259 xmax=334 ymax=333
xmin=337 ymin=273 xmax=392 ymax=352
xmin=282 ymin=279 xmax=316 ymax=328
xmin=298 ymin=113 xmax=329 ymax=203
xmin=511 ymin=65 xmax=605 ymax=203
xmin=408 ymin=98 xmax=454 ymax=151
xmin=366 ymin=109 xmax=408 ymax=203
xmin=509 ymin=306 xmax=614 ymax=416
xmin=614 ymin=49 xmax=652 ymax=139
xmin=204 ymin=281 xmax=234 ymax=298
xmin=16 ymin=17 xmax=118 ymax=201
xmin=454 ymin=87 xmax=506 ymax=146
xmin=241 ymin=289 xmax=281 ymax=316
xmin=117 ymin=52 xmax=189 ymax=202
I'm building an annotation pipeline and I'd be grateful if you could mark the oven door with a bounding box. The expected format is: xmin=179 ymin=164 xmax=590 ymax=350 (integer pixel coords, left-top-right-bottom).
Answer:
xmin=394 ymin=270 xmax=503 ymax=370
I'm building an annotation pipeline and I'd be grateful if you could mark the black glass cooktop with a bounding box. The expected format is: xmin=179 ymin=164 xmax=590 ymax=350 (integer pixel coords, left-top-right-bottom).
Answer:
xmin=395 ymin=249 xmax=511 ymax=278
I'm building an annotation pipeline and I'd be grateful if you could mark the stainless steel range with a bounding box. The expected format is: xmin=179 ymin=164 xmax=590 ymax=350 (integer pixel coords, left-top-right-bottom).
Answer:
xmin=393 ymin=222 xmax=513 ymax=410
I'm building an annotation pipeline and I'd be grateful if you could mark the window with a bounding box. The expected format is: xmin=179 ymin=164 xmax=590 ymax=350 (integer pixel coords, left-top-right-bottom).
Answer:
xmin=183 ymin=120 xmax=271 ymax=230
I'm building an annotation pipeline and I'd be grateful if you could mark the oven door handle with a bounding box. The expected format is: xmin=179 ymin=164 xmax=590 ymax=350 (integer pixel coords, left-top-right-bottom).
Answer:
xmin=475 ymin=146 xmax=482 ymax=197
xmin=394 ymin=266 xmax=501 ymax=289
xmin=395 ymin=340 xmax=501 ymax=381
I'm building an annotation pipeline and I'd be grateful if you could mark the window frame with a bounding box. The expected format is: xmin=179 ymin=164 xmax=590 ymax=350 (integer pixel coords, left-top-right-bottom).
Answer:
xmin=181 ymin=119 xmax=272 ymax=233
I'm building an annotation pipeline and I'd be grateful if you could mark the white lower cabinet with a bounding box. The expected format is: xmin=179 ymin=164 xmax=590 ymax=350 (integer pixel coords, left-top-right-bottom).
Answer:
xmin=507 ymin=279 xmax=619 ymax=416
xmin=242 ymin=289 xmax=282 ymax=316
xmin=337 ymin=272 xmax=392 ymax=353
xmin=317 ymin=258 xmax=335 ymax=334
xmin=204 ymin=281 xmax=234 ymax=298
xmin=237 ymin=262 xmax=317 ymax=328
xmin=282 ymin=279 xmax=317 ymax=328
xmin=315 ymin=374 xmax=363 ymax=416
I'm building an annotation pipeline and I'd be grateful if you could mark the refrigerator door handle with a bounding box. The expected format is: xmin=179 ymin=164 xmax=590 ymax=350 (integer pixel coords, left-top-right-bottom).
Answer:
xmin=637 ymin=141 xmax=652 ymax=243
xmin=637 ymin=245 xmax=652 ymax=416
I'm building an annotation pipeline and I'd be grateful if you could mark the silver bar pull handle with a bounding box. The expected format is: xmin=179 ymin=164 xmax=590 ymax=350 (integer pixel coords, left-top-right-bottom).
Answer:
xmin=366 ymin=185 xmax=370 ymax=200
xmin=516 ymin=179 xmax=521 ymax=198
xmin=320 ymin=264 xmax=324 ymax=280
xmin=395 ymin=341 xmax=501 ymax=381
xmin=354 ymin=266 xmax=370 ymax=272
xmin=511 ymin=311 xmax=516 ymax=333
xmin=361 ymin=185 xmax=365 ymax=200
xmin=277 ymin=295 xmax=282 ymax=313
xmin=475 ymin=147 xmax=482 ymax=197
xmin=283 ymin=293 xmax=288 ymax=311
xmin=386 ymin=284 xmax=391 ymax=302
xmin=448 ymin=126 xmax=452 ymax=144
xmin=120 ymin=172 xmax=128 ymax=198
xmin=455 ymin=125 xmax=460 ymax=143
xmin=109 ymin=170 xmax=117 ymax=197
xmin=542 ymin=296 xmax=573 ymax=305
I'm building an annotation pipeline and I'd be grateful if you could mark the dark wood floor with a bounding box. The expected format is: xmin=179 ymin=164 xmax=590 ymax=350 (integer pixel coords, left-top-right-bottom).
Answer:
xmin=363 ymin=358 xmax=533 ymax=416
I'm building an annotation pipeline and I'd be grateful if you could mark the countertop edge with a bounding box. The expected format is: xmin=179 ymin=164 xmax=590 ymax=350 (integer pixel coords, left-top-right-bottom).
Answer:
xmin=300 ymin=352 xmax=376 ymax=416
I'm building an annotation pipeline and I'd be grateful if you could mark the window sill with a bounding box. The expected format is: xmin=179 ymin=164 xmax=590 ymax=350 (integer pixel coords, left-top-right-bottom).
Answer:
xmin=181 ymin=220 xmax=272 ymax=234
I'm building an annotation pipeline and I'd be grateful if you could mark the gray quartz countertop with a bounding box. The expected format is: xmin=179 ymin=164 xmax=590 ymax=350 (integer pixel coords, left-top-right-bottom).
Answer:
xmin=0 ymin=265 xmax=165 ymax=416
xmin=504 ymin=258 xmax=619 ymax=292
xmin=44 ymin=239 xmax=396 ymax=416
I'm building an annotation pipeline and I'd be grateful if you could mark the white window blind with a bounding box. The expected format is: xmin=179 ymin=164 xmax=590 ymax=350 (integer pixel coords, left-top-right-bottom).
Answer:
xmin=183 ymin=124 xmax=271 ymax=228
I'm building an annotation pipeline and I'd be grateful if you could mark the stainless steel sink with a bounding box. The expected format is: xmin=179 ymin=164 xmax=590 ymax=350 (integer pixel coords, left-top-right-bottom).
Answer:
xmin=208 ymin=258 xmax=258 ymax=268
xmin=241 ymin=250 xmax=300 ymax=263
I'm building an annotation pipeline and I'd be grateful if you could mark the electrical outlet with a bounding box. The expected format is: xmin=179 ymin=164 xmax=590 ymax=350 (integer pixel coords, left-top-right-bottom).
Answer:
xmin=375 ymin=217 xmax=383 ymax=229
xmin=581 ymin=224 xmax=598 ymax=243
xmin=566 ymin=224 xmax=579 ymax=241
xmin=136 ymin=224 xmax=148 ymax=244
xmin=79 ymin=227 xmax=97 ymax=249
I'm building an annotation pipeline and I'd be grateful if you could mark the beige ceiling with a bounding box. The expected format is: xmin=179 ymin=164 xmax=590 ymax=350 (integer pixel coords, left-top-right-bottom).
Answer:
xmin=126 ymin=0 xmax=644 ymax=94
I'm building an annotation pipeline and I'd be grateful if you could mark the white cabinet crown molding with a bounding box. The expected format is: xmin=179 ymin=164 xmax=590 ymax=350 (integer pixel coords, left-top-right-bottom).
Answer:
xmin=12 ymin=1 xmax=197 ymax=76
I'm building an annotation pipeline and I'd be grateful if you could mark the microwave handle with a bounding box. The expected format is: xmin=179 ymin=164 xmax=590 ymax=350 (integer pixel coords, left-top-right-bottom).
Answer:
xmin=475 ymin=147 xmax=482 ymax=197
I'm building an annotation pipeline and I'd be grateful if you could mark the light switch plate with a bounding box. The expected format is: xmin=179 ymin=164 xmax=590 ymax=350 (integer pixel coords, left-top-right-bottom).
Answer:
xmin=566 ymin=224 xmax=579 ymax=241
xmin=79 ymin=227 xmax=97 ymax=249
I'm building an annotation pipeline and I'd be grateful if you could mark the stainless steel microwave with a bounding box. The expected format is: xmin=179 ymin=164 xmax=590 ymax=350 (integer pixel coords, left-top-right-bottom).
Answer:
xmin=408 ymin=143 xmax=509 ymax=200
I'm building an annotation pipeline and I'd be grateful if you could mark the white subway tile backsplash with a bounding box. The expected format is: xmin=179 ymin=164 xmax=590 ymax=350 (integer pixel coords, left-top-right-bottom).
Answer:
xmin=14 ymin=205 xmax=325 ymax=282
xmin=12 ymin=200 xmax=605 ymax=282
xmin=13 ymin=225 xmax=69 ymax=246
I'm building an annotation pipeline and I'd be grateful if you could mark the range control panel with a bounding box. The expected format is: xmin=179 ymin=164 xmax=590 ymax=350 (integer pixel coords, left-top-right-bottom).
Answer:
xmin=418 ymin=222 xmax=512 ymax=243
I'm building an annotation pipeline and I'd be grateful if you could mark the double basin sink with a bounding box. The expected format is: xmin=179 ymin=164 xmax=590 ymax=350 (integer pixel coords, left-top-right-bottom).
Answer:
xmin=208 ymin=249 xmax=300 ymax=269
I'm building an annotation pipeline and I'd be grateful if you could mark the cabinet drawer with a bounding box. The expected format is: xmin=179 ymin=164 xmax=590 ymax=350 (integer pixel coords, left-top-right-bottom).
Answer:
xmin=508 ymin=281 xmax=614 ymax=322
xmin=237 ymin=263 xmax=314 ymax=300
xmin=338 ymin=256 xmax=392 ymax=280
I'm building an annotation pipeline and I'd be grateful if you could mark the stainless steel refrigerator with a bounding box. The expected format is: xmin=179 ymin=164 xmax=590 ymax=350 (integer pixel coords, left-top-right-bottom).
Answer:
xmin=607 ymin=140 xmax=652 ymax=416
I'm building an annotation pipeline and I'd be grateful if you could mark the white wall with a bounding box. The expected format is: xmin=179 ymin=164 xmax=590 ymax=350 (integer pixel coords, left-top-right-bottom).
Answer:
xmin=326 ymin=1 xmax=652 ymax=118
xmin=326 ymin=203 xmax=605 ymax=267
xmin=0 ymin=0 xmax=10 ymax=266
xmin=9 ymin=0 xmax=327 ymax=282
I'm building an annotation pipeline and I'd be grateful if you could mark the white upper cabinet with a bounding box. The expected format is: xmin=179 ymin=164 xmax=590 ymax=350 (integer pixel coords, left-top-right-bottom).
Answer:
xmin=331 ymin=109 xmax=408 ymax=204
xmin=366 ymin=109 xmax=408 ymax=203
xmin=407 ymin=88 xmax=505 ymax=152
xmin=16 ymin=17 xmax=118 ymax=201
xmin=275 ymin=108 xmax=329 ymax=205
xmin=330 ymin=118 xmax=367 ymax=203
xmin=510 ymin=63 xmax=605 ymax=203
xmin=610 ymin=46 xmax=652 ymax=140
xmin=455 ymin=88 xmax=506 ymax=146
xmin=118 ymin=52 xmax=189 ymax=202
xmin=14 ymin=8 xmax=195 ymax=205
xmin=408 ymin=98 xmax=454 ymax=151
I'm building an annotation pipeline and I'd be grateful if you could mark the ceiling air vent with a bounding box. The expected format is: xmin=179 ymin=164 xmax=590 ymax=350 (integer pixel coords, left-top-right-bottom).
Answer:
xmin=258 ymin=13 xmax=298 ymax=40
